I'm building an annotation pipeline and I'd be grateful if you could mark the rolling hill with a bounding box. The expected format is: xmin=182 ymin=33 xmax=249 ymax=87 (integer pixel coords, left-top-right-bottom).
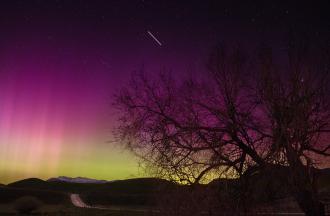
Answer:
xmin=5 ymin=167 xmax=330 ymax=207
xmin=7 ymin=177 xmax=106 ymax=194
xmin=80 ymin=178 xmax=176 ymax=206
xmin=6 ymin=177 xmax=177 ymax=207
xmin=316 ymin=168 xmax=330 ymax=192
xmin=209 ymin=166 xmax=330 ymax=204
xmin=0 ymin=186 xmax=69 ymax=204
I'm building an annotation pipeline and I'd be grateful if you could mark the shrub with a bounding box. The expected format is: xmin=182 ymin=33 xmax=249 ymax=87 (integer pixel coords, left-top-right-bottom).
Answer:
xmin=13 ymin=196 xmax=43 ymax=215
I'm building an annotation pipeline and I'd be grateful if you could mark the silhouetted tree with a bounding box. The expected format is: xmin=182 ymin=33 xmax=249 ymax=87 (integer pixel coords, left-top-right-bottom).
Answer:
xmin=114 ymin=42 xmax=330 ymax=215
xmin=255 ymin=41 xmax=330 ymax=215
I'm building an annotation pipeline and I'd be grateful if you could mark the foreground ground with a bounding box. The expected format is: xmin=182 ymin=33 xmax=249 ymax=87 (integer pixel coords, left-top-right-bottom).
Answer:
xmin=1 ymin=199 xmax=330 ymax=215
xmin=1 ymin=175 xmax=330 ymax=215
xmin=2 ymin=199 xmax=330 ymax=216
xmin=0 ymin=203 xmax=149 ymax=216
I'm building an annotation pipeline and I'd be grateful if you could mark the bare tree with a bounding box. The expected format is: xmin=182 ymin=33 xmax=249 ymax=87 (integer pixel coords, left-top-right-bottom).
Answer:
xmin=114 ymin=43 xmax=330 ymax=215
xmin=256 ymin=42 xmax=330 ymax=215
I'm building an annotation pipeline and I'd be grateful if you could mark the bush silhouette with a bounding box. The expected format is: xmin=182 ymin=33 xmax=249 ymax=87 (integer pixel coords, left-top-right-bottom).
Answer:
xmin=14 ymin=196 xmax=42 ymax=215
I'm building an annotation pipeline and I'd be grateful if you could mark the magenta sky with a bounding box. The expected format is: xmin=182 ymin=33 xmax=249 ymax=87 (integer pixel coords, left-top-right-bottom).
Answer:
xmin=0 ymin=1 xmax=212 ymax=183
xmin=0 ymin=1 xmax=328 ymax=183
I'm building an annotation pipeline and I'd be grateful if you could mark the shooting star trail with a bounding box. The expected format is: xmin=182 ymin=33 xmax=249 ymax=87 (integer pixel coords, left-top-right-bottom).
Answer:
xmin=147 ymin=30 xmax=162 ymax=46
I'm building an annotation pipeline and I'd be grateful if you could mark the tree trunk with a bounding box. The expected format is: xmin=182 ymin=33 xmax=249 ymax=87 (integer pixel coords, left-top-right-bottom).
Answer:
xmin=289 ymin=160 xmax=325 ymax=215
xmin=294 ymin=189 xmax=325 ymax=216
xmin=286 ymin=146 xmax=325 ymax=216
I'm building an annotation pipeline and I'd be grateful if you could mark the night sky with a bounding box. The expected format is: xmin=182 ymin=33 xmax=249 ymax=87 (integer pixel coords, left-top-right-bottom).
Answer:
xmin=0 ymin=1 xmax=329 ymax=183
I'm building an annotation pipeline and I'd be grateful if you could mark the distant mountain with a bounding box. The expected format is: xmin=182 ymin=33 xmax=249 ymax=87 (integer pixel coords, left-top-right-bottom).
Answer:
xmin=47 ymin=176 xmax=110 ymax=184
xmin=7 ymin=177 xmax=109 ymax=193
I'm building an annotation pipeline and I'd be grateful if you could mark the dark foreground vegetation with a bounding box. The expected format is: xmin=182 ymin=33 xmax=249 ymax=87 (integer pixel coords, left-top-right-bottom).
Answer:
xmin=1 ymin=169 xmax=330 ymax=215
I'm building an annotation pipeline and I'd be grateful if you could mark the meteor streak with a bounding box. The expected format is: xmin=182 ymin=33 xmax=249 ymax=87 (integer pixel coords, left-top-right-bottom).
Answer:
xmin=147 ymin=30 xmax=162 ymax=46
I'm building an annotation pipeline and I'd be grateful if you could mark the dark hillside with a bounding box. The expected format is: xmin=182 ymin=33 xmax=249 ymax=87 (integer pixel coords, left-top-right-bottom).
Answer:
xmin=7 ymin=178 xmax=105 ymax=193
xmin=316 ymin=168 xmax=330 ymax=191
xmin=81 ymin=178 xmax=176 ymax=206
xmin=0 ymin=187 xmax=69 ymax=204
xmin=210 ymin=166 xmax=330 ymax=205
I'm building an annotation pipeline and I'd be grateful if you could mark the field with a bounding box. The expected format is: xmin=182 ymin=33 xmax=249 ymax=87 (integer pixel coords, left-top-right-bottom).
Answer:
xmin=0 ymin=203 xmax=148 ymax=216
xmin=0 ymin=178 xmax=166 ymax=216
xmin=1 ymin=171 xmax=330 ymax=216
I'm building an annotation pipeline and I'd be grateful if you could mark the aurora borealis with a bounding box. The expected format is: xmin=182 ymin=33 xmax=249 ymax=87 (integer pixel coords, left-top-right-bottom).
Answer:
xmin=0 ymin=1 xmax=329 ymax=184
xmin=0 ymin=39 xmax=141 ymax=183
xmin=0 ymin=1 xmax=209 ymax=183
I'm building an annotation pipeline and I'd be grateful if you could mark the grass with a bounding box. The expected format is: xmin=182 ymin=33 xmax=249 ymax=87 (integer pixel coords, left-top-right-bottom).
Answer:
xmin=6 ymin=177 xmax=176 ymax=207
xmin=0 ymin=203 xmax=149 ymax=216
xmin=81 ymin=178 xmax=175 ymax=206
xmin=1 ymin=178 xmax=164 ymax=216
xmin=0 ymin=187 xmax=69 ymax=204
xmin=3 ymin=172 xmax=330 ymax=215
